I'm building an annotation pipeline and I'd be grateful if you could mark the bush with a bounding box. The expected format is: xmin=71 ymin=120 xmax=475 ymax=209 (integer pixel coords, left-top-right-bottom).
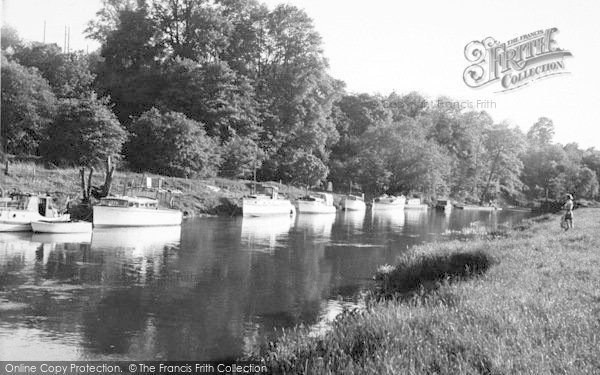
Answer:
xmin=126 ymin=108 xmax=221 ymax=178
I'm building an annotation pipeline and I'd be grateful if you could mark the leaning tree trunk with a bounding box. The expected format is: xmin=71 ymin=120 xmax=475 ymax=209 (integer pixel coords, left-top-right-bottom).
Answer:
xmin=91 ymin=156 xmax=116 ymax=200
xmin=79 ymin=167 xmax=94 ymax=203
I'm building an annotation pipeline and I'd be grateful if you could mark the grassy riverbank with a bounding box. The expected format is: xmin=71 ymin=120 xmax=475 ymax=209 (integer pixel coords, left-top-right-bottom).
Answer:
xmin=257 ymin=210 xmax=600 ymax=374
xmin=0 ymin=162 xmax=308 ymax=216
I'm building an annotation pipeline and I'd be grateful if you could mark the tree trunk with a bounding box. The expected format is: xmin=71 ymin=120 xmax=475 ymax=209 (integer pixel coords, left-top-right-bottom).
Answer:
xmin=86 ymin=167 xmax=94 ymax=201
xmin=80 ymin=168 xmax=88 ymax=203
xmin=91 ymin=156 xmax=116 ymax=200
xmin=480 ymin=151 xmax=501 ymax=205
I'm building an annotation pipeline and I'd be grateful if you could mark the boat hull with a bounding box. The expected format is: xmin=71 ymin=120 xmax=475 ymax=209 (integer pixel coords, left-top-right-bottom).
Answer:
xmin=341 ymin=199 xmax=366 ymax=211
xmin=242 ymin=198 xmax=296 ymax=217
xmin=296 ymin=201 xmax=336 ymax=214
xmin=405 ymin=204 xmax=429 ymax=210
xmin=0 ymin=222 xmax=31 ymax=232
xmin=93 ymin=206 xmax=183 ymax=227
xmin=372 ymin=202 xmax=405 ymax=210
xmin=32 ymin=221 xmax=92 ymax=233
xmin=0 ymin=211 xmax=70 ymax=232
xmin=455 ymin=205 xmax=502 ymax=211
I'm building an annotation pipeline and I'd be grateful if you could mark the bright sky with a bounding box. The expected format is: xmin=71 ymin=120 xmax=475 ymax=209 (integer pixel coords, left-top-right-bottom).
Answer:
xmin=3 ymin=0 xmax=600 ymax=148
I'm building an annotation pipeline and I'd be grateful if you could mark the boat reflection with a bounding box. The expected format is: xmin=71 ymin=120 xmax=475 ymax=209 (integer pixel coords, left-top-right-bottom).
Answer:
xmin=371 ymin=209 xmax=405 ymax=229
xmin=91 ymin=226 xmax=182 ymax=253
xmin=295 ymin=214 xmax=335 ymax=238
xmin=240 ymin=216 xmax=294 ymax=252
xmin=340 ymin=210 xmax=365 ymax=231
xmin=404 ymin=209 xmax=430 ymax=226
xmin=32 ymin=232 xmax=92 ymax=244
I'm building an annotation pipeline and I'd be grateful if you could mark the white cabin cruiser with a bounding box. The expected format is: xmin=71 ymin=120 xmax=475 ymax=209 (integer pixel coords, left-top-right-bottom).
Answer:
xmin=296 ymin=192 xmax=336 ymax=214
xmin=405 ymin=197 xmax=429 ymax=210
xmin=242 ymin=185 xmax=296 ymax=217
xmin=92 ymin=196 xmax=183 ymax=227
xmin=0 ymin=193 xmax=70 ymax=232
xmin=341 ymin=194 xmax=366 ymax=211
xmin=372 ymin=194 xmax=406 ymax=210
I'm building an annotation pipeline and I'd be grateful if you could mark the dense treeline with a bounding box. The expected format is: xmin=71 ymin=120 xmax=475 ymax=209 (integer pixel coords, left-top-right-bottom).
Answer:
xmin=1 ymin=0 xmax=599 ymax=202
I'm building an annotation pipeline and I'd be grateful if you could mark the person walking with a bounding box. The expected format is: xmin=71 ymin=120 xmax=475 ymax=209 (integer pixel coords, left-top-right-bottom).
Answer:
xmin=562 ymin=194 xmax=574 ymax=230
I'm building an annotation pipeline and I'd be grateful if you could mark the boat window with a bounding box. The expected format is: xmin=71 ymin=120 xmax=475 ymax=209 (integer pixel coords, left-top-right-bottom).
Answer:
xmin=101 ymin=199 xmax=129 ymax=207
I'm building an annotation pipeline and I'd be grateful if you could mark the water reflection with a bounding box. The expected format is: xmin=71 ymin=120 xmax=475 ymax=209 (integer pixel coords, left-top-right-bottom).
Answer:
xmin=240 ymin=216 xmax=294 ymax=252
xmin=32 ymin=232 xmax=92 ymax=245
xmin=0 ymin=209 xmax=531 ymax=361
xmin=371 ymin=209 xmax=405 ymax=230
xmin=404 ymin=209 xmax=430 ymax=226
xmin=340 ymin=210 xmax=365 ymax=232
xmin=295 ymin=214 xmax=335 ymax=238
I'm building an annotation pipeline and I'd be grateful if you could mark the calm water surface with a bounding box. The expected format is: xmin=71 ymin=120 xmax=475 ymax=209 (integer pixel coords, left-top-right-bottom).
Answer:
xmin=0 ymin=209 xmax=529 ymax=360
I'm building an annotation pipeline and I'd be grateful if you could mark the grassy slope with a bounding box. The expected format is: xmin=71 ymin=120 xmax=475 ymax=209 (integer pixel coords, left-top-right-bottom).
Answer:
xmin=258 ymin=210 xmax=600 ymax=374
xmin=0 ymin=162 xmax=308 ymax=215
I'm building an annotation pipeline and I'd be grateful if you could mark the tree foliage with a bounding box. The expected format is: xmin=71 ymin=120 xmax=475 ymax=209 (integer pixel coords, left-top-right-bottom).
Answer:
xmin=40 ymin=95 xmax=127 ymax=166
xmin=221 ymin=136 xmax=265 ymax=179
xmin=126 ymin=108 xmax=221 ymax=178
xmin=1 ymin=55 xmax=57 ymax=155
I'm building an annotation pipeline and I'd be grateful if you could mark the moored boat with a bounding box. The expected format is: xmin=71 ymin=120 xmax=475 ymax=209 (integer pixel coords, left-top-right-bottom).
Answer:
xmin=242 ymin=185 xmax=296 ymax=217
xmin=405 ymin=197 xmax=429 ymax=210
xmin=31 ymin=220 xmax=92 ymax=233
xmin=296 ymin=193 xmax=336 ymax=214
xmin=0 ymin=193 xmax=70 ymax=232
xmin=435 ymin=199 xmax=452 ymax=211
xmin=454 ymin=204 xmax=502 ymax=211
xmin=341 ymin=194 xmax=366 ymax=211
xmin=93 ymin=196 xmax=183 ymax=227
xmin=372 ymin=195 xmax=406 ymax=210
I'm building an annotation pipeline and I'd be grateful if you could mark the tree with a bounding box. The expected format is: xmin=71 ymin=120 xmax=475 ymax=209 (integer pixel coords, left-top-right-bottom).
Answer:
xmin=40 ymin=95 xmax=127 ymax=167
xmin=527 ymin=117 xmax=554 ymax=146
xmin=159 ymin=59 xmax=260 ymax=141
xmin=1 ymin=55 xmax=57 ymax=155
xmin=521 ymin=144 xmax=568 ymax=199
xmin=479 ymin=123 xmax=526 ymax=204
xmin=386 ymin=91 xmax=429 ymax=120
xmin=94 ymin=4 xmax=163 ymax=124
xmin=1 ymin=26 xmax=22 ymax=52
xmin=328 ymin=94 xmax=390 ymax=189
xmin=126 ymin=108 xmax=222 ymax=177
xmin=278 ymin=151 xmax=329 ymax=188
xmin=572 ymin=167 xmax=599 ymax=199
xmin=357 ymin=119 xmax=450 ymax=195
xmin=14 ymin=43 xmax=96 ymax=98
xmin=220 ymin=136 xmax=265 ymax=178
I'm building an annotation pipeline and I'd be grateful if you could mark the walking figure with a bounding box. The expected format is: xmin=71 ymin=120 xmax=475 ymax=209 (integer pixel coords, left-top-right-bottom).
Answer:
xmin=562 ymin=194 xmax=574 ymax=230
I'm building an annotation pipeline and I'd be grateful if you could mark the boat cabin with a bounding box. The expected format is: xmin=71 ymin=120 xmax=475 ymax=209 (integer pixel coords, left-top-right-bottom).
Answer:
xmin=249 ymin=185 xmax=281 ymax=199
xmin=0 ymin=193 xmax=58 ymax=217
xmin=300 ymin=192 xmax=334 ymax=205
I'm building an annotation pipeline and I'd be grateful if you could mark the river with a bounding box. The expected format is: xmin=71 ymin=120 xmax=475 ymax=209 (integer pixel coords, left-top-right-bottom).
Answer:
xmin=0 ymin=209 xmax=529 ymax=360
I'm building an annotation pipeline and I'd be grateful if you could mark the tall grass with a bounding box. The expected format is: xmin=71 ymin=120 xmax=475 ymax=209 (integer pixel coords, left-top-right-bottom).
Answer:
xmin=254 ymin=209 xmax=600 ymax=374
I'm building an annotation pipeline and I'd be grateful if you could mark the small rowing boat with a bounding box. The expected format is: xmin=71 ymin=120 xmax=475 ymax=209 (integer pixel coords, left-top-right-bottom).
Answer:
xmin=31 ymin=220 xmax=92 ymax=233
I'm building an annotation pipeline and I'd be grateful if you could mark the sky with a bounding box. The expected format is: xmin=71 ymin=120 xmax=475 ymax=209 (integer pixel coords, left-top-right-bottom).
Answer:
xmin=3 ymin=0 xmax=600 ymax=148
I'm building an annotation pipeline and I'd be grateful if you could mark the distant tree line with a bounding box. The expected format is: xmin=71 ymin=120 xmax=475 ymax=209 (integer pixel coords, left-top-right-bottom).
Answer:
xmin=1 ymin=0 xmax=598 ymax=202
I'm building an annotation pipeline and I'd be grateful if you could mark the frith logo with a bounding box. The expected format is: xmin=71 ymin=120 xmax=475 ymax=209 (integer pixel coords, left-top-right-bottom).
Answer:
xmin=463 ymin=28 xmax=572 ymax=92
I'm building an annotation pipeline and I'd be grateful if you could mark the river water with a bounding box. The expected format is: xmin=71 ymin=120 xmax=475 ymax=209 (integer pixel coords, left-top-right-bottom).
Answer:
xmin=0 ymin=209 xmax=529 ymax=360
